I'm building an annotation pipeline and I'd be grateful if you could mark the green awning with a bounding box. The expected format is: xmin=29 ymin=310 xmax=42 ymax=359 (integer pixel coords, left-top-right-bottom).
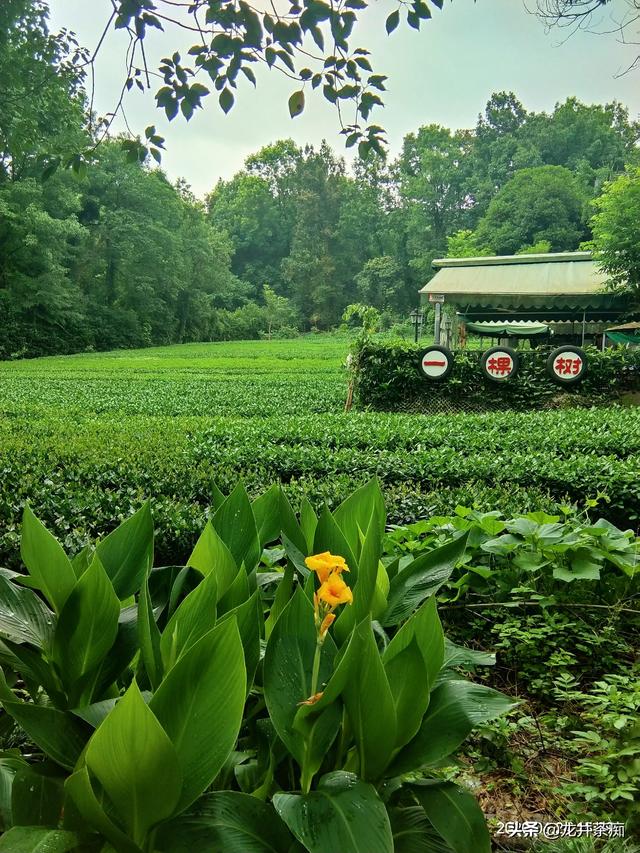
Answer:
xmin=464 ymin=321 xmax=550 ymax=337
xmin=606 ymin=331 xmax=640 ymax=346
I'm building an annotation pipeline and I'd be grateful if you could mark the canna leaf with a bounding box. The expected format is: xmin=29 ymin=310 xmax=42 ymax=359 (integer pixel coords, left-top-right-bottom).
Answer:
xmin=20 ymin=507 xmax=76 ymax=614
xmin=96 ymin=502 xmax=154 ymax=600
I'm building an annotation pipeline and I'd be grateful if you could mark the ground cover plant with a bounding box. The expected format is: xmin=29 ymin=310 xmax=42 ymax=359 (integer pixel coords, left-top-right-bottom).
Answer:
xmin=0 ymin=337 xmax=638 ymax=846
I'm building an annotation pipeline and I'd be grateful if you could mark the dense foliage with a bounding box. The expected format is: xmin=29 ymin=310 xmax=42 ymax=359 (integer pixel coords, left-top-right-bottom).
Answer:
xmin=0 ymin=478 xmax=518 ymax=852
xmin=354 ymin=339 xmax=640 ymax=413
xmin=1 ymin=340 xmax=640 ymax=572
xmin=2 ymin=3 xmax=639 ymax=356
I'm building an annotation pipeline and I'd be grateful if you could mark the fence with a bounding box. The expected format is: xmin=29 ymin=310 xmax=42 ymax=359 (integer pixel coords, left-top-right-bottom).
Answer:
xmin=352 ymin=340 xmax=640 ymax=415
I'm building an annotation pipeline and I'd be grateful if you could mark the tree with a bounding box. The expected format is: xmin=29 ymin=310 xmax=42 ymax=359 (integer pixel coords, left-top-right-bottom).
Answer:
xmin=591 ymin=166 xmax=640 ymax=294
xmin=263 ymin=284 xmax=298 ymax=338
xmin=474 ymin=165 xmax=590 ymax=255
xmin=445 ymin=230 xmax=492 ymax=258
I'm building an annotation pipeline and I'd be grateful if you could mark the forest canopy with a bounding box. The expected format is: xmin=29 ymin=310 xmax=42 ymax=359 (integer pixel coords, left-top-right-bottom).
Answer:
xmin=1 ymin=1 xmax=639 ymax=357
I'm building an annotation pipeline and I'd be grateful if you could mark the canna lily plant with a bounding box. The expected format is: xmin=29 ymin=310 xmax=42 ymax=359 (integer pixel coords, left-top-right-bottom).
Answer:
xmin=0 ymin=479 xmax=516 ymax=853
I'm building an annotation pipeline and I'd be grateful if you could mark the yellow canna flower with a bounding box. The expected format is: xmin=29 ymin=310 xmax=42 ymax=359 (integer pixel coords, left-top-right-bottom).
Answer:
xmin=317 ymin=574 xmax=353 ymax=608
xmin=305 ymin=551 xmax=349 ymax=583
xmin=319 ymin=612 xmax=336 ymax=638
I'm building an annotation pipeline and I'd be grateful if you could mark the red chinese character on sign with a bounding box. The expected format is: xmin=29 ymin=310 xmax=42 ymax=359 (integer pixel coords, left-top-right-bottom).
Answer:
xmin=487 ymin=356 xmax=513 ymax=376
xmin=555 ymin=356 xmax=582 ymax=376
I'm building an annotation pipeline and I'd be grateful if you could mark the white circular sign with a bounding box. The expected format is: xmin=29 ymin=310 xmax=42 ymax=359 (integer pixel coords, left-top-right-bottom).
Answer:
xmin=551 ymin=350 xmax=585 ymax=381
xmin=484 ymin=349 xmax=516 ymax=381
xmin=420 ymin=348 xmax=452 ymax=379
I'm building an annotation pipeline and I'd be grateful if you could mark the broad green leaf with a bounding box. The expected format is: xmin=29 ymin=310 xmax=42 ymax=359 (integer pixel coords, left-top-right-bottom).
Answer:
xmin=412 ymin=782 xmax=490 ymax=853
xmin=160 ymin=571 xmax=217 ymax=670
xmin=388 ymin=680 xmax=517 ymax=776
xmin=383 ymin=596 xmax=444 ymax=748
xmin=53 ymin=556 xmax=120 ymax=688
xmin=264 ymin=587 xmax=336 ymax=766
xmin=390 ymin=806 xmax=454 ymax=853
xmin=20 ymin=507 xmax=76 ymax=614
xmin=218 ymin=591 xmax=261 ymax=693
xmin=1 ymin=699 xmax=88 ymax=771
xmin=65 ymin=766 xmax=140 ymax=853
xmin=138 ymin=579 xmax=162 ymax=690
xmin=150 ymin=618 xmax=246 ymax=811
xmin=187 ymin=520 xmax=238 ymax=597
xmin=273 ymin=771 xmax=393 ymax=853
xmin=157 ymin=791 xmax=292 ymax=853
xmin=338 ymin=618 xmax=396 ymax=780
xmin=12 ymin=764 xmax=65 ymax=828
xmin=265 ymin=564 xmax=294 ymax=640
xmin=0 ymin=827 xmax=91 ymax=853
xmin=313 ymin=507 xmax=359 ymax=582
xmin=1 ymin=639 xmax=65 ymax=705
xmin=442 ymin=639 xmax=495 ymax=670
xmin=382 ymin=534 xmax=468 ymax=627
xmin=96 ymin=503 xmax=154 ymax=600
xmin=70 ymin=545 xmax=92 ymax=579
xmin=218 ymin=565 xmax=250 ymax=614
xmin=279 ymin=489 xmax=308 ymax=555
xmin=333 ymin=478 xmax=385 ymax=560
xmin=85 ymin=681 xmax=182 ymax=846
xmin=299 ymin=498 xmax=318 ymax=552
xmin=0 ymin=575 xmax=54 ymax=649
xmin=0 ymin=751 xmax=27 ymax=830
xmin=252 ymin=484 xmax=282 ymax=547
xmin=213 ymin=482 xmax=261 ymax=573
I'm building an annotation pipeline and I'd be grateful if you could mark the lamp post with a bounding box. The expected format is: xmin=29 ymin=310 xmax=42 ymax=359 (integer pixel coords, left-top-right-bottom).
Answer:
xmin=410 ymin=308 xmax=424 ymax=343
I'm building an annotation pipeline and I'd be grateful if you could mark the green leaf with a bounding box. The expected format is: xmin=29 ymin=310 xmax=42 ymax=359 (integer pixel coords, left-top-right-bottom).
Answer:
xmin=388 ymin=680 xmax=518 ymax=776
xmin=265 ymin=564 xmax=294 ymax=640
xmin=65 ymin=765 xmax=139 ymax=853
xmin=0 ymin=751 xmax=27 ymax=830
xmin=20 ymin=507 xmax=76 ymax=614
xmin=0 ymin=575 xmax=54 ymax=649
xmin=300 ymin=498 xmax=318 ymax=551
xmin=390 ymin=806 xmax=453 ymax=852
xmin=382 ymin=534 xmax=468 ymax=626
xmin=334 ymin=478 xmax=386 ymax=560
xmin=157 ymin=791 xmax=292 ymax=853
xmin=412 ymin=782 xmax=490 ymax=853
xmin=160 ymin=571 xmax=217 ymax=670
xmin=252 ymin=485 xmax=282 ymax=548
xmin=219 ymin=88 xmax=235 ymax=113
xmin=96 ymin=502 xmax=153 ymax=600
xmin=273 ymin=771 xmax=393 ymax=853
xmin=85 ymin=681 xmax=182 ymax=846
xmin=213 ymin=482 xmax=261 ymax=573
xmin=264 ymin=587 xmax=336 ymax=765
xmin=138 ymin=578 xmax=163 ymax=690
xmin=313 ymin=507 xmax=358 ymax=582
xmin=52 ymin=556 xmax=120 ymax=688
xmin=0 ymin=699 xmax=88 ymax=771
xmin=150 ymin=618 xmax=246 ymax=811
xmin=11 ymin=764 xmax=65 ymax=828
xmin=385 ymin=9 xmax=400 ymax=33
xmin=218 ymin=591 xmax=261 ymax=693
xmin=337 ymin=618 xmax=396 ymax=780
xmin=383 ymin=596 xmax=443 ymax=749
xmin=0 ymin=828 xmax=90 ymax=853
xmin=187 ymin=520 xmax=238 ymax=597
xmin=288 ymin=90 xmax=305 ymax=118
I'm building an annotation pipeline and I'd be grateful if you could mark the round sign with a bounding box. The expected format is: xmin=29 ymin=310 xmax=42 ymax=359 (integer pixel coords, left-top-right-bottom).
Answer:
xmin=547 ymin=346 xmax=587 ymax=384
xmin=418 ymin=345 xmax=454 ymax=380
xmin=481 ymin=346 xmax=519 ymax=382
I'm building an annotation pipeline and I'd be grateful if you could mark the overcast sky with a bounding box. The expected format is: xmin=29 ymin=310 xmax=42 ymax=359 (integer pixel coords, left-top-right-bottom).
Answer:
xmin=49 ymin=0 xmax=640 ymax=197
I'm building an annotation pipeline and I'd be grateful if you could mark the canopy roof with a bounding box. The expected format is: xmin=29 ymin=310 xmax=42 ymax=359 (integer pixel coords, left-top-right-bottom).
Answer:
xmin=420 ymin=252 xmax=627 ymax=319
xmin=464 ymin=321 xmax=550 ymax=338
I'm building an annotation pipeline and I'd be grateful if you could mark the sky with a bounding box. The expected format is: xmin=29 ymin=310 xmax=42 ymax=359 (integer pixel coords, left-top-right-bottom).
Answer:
xmin=49 ymin=0 xmax=640 ymax=197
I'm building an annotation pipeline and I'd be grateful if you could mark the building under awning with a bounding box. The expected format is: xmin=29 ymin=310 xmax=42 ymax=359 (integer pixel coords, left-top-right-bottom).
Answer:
xmin=420 ymin=251 xmax=628 ymax=323
xmin=605 ymin=322 xmax=640 ymax=346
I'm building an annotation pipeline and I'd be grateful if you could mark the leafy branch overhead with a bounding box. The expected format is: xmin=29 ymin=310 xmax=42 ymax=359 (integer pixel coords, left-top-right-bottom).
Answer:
xmin=100 ymin=0 xmax=449 ymax=160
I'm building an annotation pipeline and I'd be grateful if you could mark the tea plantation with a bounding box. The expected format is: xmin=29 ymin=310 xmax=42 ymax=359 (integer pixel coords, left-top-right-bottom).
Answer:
xmin=0 ymin=337 xmax=638 ymax=845
xmin=1 ymin=337 xmax=639 ymax=567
